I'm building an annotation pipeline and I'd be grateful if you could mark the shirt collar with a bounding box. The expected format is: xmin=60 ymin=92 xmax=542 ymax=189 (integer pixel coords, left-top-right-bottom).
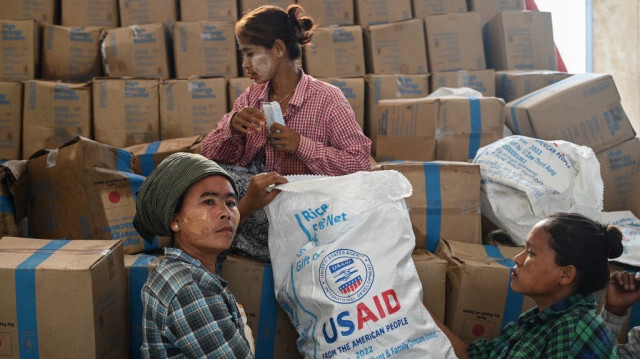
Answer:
xmin=519 ymin=293 xmax=595 ymax=325
xmin=262 ymin=67 xmax=307 ymax=109
xmin=164 ymin=247 xmax=205 ymax=269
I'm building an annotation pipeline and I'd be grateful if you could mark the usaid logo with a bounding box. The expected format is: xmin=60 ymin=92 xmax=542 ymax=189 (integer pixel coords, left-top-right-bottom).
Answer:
xmin=319 ymin=249 xmax=374 ymax=304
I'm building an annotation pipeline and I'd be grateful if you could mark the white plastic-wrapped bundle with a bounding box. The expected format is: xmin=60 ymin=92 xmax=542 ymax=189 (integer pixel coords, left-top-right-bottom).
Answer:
xmin=264 ymin=171 xmax=456 ymax=359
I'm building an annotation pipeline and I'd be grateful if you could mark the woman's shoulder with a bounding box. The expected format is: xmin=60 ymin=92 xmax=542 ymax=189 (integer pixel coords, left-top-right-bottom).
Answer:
xmin=145 ymin=259 xmax=199 ymax=301
xmin=303 ymin=74 xmax=344 ymax=98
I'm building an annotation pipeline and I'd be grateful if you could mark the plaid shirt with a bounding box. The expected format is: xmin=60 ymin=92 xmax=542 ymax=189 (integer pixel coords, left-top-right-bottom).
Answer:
xmin=468 ymin=293 xmax=619 ymax=359
xmin=601 ymin=309 xmax=640 ymax=359
xmin=141 ymin=248 xmax=253 ymax=358
xmin=201 ymin=69 xmax=371 ymax=175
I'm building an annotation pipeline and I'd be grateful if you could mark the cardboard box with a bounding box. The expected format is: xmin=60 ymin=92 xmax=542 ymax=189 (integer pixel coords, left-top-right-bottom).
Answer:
xmin=26 ymin=136 xmax=172 ymax=253
xmin=318 ymin=77 xmax=365 ymax=129
xmin=42 ymin=24 xmax=104 ymax=82
xmin=0 ymin=0 xmax=57 ymax=23
xmin=495 ymin=70 xmax=573 ymax=103
xmin=375 ymin=161 xmax=482 ymax=251
xmin=0 ymin=164 xmax=19 ymax=237
xmin=0 ymin=20 xmax=38 ymax=81
xmin=304 ymin=25 xmax=365 ymax=78
xmin=631 ymin=170 xmax=640 ymax=218
xmin=101 ymin=23 xmax=170 ymax=79
xmin=22 ymin=80 xmax=92 ymax=159
xmin=297 ymin=0 xmax=354 ymax=26
xmin=596 ymin=137 xmax=640 ymax=212
xmin=432 ymin=96 xmax=505 ymax=161
xmin=425 ymin=13 xmax=486 ymax=72
xmin=436 ymin=239 xmax=536 ymax=343
xmin=466 ymin=0 xmax=525 ymax=26
xmin=413 ymin=0 xmax=466 ymax=17
xmin=228 ymin=77 xmax=254 ymax=110
xmin=412 ymin=248 xmax=447 ymax=320
xmin=118 ymin=0 xmax=177 ymax=28
xmin=431 ymin=69 xmax=496 ymax=97
xmin=124 ymin=253 xmax=162 ymax=359
xmin=363 ymin=19 xmax=429 ymax=75
xmin=93 ymin=78 xmax=160 ymax=148
xmin=220 ymin=255 xmax=302 ymax=359
xmin=173 ymin=21 xmax=237 ymax=78
xmin=485 ymin=11 xmax=556 ymax=71
xmin=61 ymin=0 xmax=119 ymax=27
xmin=239 ymin=0 xmax=295 ymax=14
xmin=355 ymin=0 xmax=412 ymax=26
xmin=375 ymin=96 xmax=505 ymax=162
xmin=180 ymin=0 xmax=237 ymax=21
xmin=160 ymin=77 xmax=227 ymax=139
xmin=0 ymin=82 xmax=22 ymax=160
xmin=365 ymin=74 xmax=430 ymax=151
xmin=124 ymin=135 xmax=203 ymax=176
xmin=0 ymin=237 xmax=127 ymax=358
xmin=505 ymin=73 xmax=636 ymax=153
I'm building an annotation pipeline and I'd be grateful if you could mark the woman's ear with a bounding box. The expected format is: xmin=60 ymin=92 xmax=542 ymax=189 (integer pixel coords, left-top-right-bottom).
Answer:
xmin=170 ymin=214 xmax=180 ymax=233
xmin=273 ymin=39 xmax=286 ymax=58
xmin=559 ymin=265 xmax=577 ymax=285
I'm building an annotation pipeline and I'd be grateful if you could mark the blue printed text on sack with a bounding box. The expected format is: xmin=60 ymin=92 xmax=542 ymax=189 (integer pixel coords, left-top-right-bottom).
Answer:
xmin=298 ymin=204 xmax=348 ymax=232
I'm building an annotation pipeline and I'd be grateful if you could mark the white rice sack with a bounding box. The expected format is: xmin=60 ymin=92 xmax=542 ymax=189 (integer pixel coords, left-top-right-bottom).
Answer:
xmin=601 ymin=211 xmax=640 ymax=267
xmin=265 ymin=171 xmax=456 ymax=359
xmin=473 ymin=135 xmax=603 ymax=245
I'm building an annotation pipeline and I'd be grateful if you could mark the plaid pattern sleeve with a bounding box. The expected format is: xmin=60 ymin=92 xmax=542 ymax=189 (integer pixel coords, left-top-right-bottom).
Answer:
xmin=467 ymin=293 xmax=619 ymax=359
xmin=601 ymin=309 xmax=640 ymax=359
xmin=141 ymin=248 xmax=253 ymax=358
xmin=201 ymin=70 xmax=372 ymax=175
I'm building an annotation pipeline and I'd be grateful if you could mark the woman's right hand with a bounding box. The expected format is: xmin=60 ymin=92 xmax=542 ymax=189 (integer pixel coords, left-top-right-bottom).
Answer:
xmin=605 ymin=271 xmax=640 ymax=316
xmin=231 ymin=107 xmax=266 ymax=134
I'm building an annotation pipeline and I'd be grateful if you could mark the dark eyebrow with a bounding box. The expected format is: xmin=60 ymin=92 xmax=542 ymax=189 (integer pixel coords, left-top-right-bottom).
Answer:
xmin=200 ymin=191 xmax=237 ymax=201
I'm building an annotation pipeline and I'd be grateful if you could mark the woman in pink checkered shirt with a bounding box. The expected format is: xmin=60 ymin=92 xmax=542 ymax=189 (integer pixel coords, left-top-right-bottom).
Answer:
xmin=201 ymin=4 xmax=371 ymax=176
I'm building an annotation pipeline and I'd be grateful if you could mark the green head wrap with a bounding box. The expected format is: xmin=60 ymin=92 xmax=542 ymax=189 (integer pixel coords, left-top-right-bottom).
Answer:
xmin=132 ymin=152 xmax=238 ymax=243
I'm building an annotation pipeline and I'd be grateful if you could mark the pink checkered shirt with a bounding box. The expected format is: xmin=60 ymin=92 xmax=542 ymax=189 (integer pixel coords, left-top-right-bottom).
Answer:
xmin=201 ymin=70 xmax=371 ymax=175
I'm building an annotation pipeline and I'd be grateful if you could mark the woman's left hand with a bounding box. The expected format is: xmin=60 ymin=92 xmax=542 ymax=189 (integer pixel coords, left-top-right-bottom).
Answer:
xmin=267 ymin=123 xmax=300 ymax=153
xmin=237 ymin=171 xmax=288 ymax=224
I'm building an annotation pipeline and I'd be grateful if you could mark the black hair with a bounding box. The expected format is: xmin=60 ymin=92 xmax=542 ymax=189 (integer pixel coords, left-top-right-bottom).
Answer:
xmin=543 ymin=212 xmax=623 ymax=295
xmin=235 ymin=4 xmax=315 ymax=60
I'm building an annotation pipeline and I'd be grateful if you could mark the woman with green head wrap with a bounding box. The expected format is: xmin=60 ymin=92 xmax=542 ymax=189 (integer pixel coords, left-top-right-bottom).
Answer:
xmin=133 ymin=152 xmax=286 ymax=358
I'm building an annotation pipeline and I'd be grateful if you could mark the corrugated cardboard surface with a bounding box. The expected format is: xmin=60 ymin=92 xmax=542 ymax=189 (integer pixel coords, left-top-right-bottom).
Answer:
xmin=364 ymin=19 xmax=429 ymax=75
xmin=596 ymin=137 xmax=640 ymax=211
xmin=173 ymin=21 xmax=237 ymax=78
xmin=227 ymin=77 xmax=254 ymax=110
xmin=0 ymin=237 xmax=127 ymax=359
xmin=374 ymin=161 xmax=482 ymax=251
xmin=304 ymin=26 xmax=365 ymax=78
xmin=505 ymin=73 xmax=636 ymax=153
xmin=318 ymin=77 xmax=365 ymax=129
xmin=22 ymin=80 xmax=92 ymax=159
xmin=61 ymin=0 xmax=119 ymax=27
xmin=495 ymin=70 xmax=573 ymax=103
xmin=101 ymin=23 xmax=170 ymax=79
xmin=0 ymin=0 xmax=57 ymax=23
xmin=413 ymin=0 xmax=466 ymax=17
xmin=424 ymin=12 xmax=486 ymax=72
xmin=297 ymin=0 xmax=354 ymax=27
xmin=221 ymin=255 xmax=301 ymax=359
xmin=180 ymin=0 xmax=237 ymax=22
xmin=436 ymin=239 xmax=535 ymax=344
xmin=0 ymin=20 xmax=39 ymax=81
xmin=467 ymin=0 xmax=525 ymax=26
xmin=412 ymin=248 xmax=448 ymax=321
xmin=240 ymin=0 xmax=294 ymax=14
xmin=124 ymin=135 xmax=203 ymax=176
xmin=355 ymin=0 xmax=412 ymax=26
xmin=431 ymin=69 xmax=496 ymax=97
xmin=160 ymin=77 xmax=227 ymax=139
xmin=118 ymin=0 xmax=177 ymax=27
xmin=42 ymin=24 xmax=104 ymax=82
xmin=0 ymin=82 xmax=22 ymax=160
xmin=486 ymin=10 xmax=556 ymax=71
xmin=93 ymin=78 xmax=160 ymax=148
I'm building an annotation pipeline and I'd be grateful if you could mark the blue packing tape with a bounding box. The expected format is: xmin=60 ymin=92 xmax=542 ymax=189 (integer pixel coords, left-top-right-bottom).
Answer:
xmin=0 ymin=194 xmax=15 ymax=213
xmin=15 ymin=240 xmax=71 ymax=359
xmin=424 ymin=163 xmax=442 ymax=252
xmin=256 ymin=264 xmax=278 ymax=358
xmin=468 ymin=98 xmax=482 ymax=160
xmin=129 ymin=255 xmax=158 ymax=359
xmin=141 ymin=141 xmax=162 ymax=177
xmin=483 ymin=245 xmax=525 ymax=329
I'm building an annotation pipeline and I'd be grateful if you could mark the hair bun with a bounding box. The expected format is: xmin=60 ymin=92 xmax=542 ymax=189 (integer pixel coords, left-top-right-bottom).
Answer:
xmin=286 ymin=4 xmax=314 ymax=45
xmin=605 ymin=225 xmax=623 ymax=259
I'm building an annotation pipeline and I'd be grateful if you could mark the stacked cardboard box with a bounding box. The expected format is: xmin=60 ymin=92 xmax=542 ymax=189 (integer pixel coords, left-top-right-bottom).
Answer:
xmin=41 ymin=24 xmax=104 ymax=82
xmin=355 ymin=0 xmax=412 ymax=26
xmin=172 ymin=21 xmax=237 ymax=78
xmin=180 ymin=0 xmax=238 ymax=22
xmin=60 ymin=0 xmax=119 ymax=27
xmin=0 ymin=20 xmax=39 ymax=81
xmin=495 ymin=70 xmax=572 ymax=102
xmin=304 ymin=26 xmax=365 ymax=78
xmin=0 ymin=82 xmax=22 ymax=160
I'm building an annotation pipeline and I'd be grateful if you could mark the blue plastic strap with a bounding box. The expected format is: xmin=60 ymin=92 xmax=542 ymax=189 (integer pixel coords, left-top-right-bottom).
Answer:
xmin=500 ymin=74 xmax=508 ymax=99
xmin=424 ymin=163 xmax=442 ymax=252
xmin=468 ymin=98 xmax=482 ymax=160
xmin=483 ymin=245 xmax=524 ymax=329
xmin=129 ymin=255 xmax=157 ymax=359
xmin=16 ymin=240 xmax=70 ymax=359
xmin=256 ymin=264 xmax=278 ymax=358
xmin=141 ymin=141 xmax=162 ymax=176
xmin=0 ymin=195 xmax=15 ymax=213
